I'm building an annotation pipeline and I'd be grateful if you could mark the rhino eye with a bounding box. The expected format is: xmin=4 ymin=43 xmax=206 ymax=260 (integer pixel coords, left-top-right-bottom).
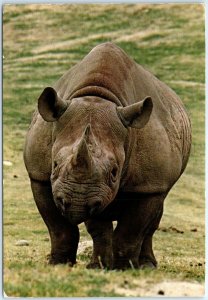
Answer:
xmin=53 ymin=161 xmax=58 ymax=169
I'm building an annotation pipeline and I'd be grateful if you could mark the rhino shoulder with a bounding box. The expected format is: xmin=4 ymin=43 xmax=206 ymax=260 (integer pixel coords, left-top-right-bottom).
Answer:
xmin=24 ymin=111 xmax=52 ymax=181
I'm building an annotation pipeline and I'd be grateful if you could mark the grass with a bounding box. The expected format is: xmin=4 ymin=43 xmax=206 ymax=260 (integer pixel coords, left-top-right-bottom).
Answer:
xmin=3 ymin=3 xmax=205 ymax=297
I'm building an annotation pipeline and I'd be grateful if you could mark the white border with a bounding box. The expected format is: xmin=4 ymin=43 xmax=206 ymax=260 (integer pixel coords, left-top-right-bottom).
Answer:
xmin=1 ymin=1 xmax=206 ymax=300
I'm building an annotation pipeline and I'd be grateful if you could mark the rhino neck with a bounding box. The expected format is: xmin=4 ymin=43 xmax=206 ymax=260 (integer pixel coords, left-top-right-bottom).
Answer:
xmin=70 ymin=86 xmax=122 ymax=106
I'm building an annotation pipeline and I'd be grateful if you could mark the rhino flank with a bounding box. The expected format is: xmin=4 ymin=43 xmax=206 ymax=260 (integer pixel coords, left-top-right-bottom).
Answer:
xmin=24 ymin=42 xmax=191 ymax=270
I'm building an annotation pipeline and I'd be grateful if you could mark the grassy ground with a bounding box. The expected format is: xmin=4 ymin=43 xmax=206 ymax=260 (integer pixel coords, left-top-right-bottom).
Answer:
xmin=3 ymin=3 xmax=205 ymax=297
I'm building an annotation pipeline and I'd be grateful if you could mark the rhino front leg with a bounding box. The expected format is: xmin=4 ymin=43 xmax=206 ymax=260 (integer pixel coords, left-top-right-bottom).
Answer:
xmin=31 ymin=180 xmax=79 ymax=265
xmin=112 ymin=193 xmax=165 ymax=270
xmin=85 ymin=219 xmax=113 ymax=269
xmin=139 ymin=204 xmax=164 ymax=269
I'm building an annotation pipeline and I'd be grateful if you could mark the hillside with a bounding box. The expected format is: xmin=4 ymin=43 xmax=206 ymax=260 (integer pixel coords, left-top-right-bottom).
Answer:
xmin=3 ymin=4 xmax=205 ymax=297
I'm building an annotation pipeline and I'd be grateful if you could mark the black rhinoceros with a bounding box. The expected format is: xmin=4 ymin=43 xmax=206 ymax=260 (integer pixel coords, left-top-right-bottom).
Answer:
xmin=24 ymin=42 xmax=191 ymax=269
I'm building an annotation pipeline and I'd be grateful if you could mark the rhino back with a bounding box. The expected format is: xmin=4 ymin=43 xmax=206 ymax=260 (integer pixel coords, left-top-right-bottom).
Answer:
xmin=53 ymin=42 xmax=189 ymax=131
xmin=53 ymin=42 xmax=138 ymax=105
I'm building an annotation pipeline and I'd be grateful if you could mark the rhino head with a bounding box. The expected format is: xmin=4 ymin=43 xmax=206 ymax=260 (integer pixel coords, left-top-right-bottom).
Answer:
xmin=38 ymin=87 xmax=153 ymax=224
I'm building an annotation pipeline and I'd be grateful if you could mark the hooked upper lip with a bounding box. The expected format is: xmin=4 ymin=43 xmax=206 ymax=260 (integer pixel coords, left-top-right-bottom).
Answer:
xmin=65 ymin=205 xmax=105 ymax=225
xmin=67 ymin=212 xmax=88 ymax=225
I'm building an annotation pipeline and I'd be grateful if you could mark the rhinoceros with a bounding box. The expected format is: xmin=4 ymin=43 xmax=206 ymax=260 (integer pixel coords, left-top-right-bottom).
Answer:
xmin=24 ymin=42 xmax=191 ymax=270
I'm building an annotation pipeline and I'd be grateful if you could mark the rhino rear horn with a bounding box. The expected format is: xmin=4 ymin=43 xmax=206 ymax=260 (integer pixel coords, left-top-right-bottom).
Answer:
xmin=117 ymin=96 xmax=153 ymax=129
xmin=38 ymin=87 xmax=68 ymax=122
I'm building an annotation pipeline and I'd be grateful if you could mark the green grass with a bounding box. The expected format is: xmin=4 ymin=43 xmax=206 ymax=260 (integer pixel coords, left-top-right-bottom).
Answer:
xmin=3 ymin=3 xmax=205 ymax=297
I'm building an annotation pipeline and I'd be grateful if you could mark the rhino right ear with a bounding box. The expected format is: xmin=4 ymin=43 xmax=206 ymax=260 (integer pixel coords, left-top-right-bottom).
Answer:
xmin=38 ymin=87 xmax=68 ymax=122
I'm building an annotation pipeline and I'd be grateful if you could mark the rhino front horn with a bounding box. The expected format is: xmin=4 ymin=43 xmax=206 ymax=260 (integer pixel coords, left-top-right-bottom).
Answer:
xmin=72 ymin=127 xmax=92 ymax=171
xmin=38 ymin=87 xmax=68 ymax=122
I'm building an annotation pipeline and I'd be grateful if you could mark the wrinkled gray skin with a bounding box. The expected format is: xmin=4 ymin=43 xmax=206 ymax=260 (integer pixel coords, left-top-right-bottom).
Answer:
xmin=24 ymin=42 xmax=191 ymax=269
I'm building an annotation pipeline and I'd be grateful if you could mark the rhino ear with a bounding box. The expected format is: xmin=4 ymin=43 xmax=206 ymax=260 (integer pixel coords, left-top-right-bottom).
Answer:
xmin=38 ymin=87 xmax=68 ymax=122
xmin=117 ymin=96 xmax=153 ymax=129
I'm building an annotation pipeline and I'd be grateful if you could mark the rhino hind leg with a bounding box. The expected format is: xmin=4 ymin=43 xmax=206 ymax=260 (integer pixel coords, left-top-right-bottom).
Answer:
xmin=112 ymin=193 xmax=165 ymax=270
xmin=85 ymin=219 xmax=113 ymax=269
xmin=31 ymin=180 xmax=79 ymax=265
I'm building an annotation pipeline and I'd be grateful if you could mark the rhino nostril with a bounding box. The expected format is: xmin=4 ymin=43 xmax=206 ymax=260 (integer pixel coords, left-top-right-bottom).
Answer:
xmin=57 ymin=196 xmax=64 ymax=206
xmin=88 ymin=199 xmax=102 ymax=216
xmin=56 ymin=196 xmax=71 ymax=212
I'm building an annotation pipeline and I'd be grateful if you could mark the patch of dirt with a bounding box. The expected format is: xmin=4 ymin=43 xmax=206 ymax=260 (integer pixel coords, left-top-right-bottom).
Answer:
xmin=112 ymin=280 xmax=204 ymax=297
xmin=145 ymin=280 xmax=204 ymax=297
xmin=32 ymin=31 xmax=122 ymax=55
xmin=169 ymin=80 xmax=205 ymax=88
xmin=158 ymin=226 xmax=184 ymax=234
xmin=115 ymin=29 xmax=161 ymax=43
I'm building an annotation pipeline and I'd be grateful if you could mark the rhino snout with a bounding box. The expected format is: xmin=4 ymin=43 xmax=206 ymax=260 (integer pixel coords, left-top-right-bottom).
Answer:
xmin=53 ymin=188 xmax=104 ymax=221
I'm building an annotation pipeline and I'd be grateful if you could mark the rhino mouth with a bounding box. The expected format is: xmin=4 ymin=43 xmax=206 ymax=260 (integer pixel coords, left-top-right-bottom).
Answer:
xmin=67 ymin=211 xmax=88 ymax=225
xmin=60 ymin=203 xmax=107 ymax=225
xmin=55 ymin=199 xmax=102 ymax=224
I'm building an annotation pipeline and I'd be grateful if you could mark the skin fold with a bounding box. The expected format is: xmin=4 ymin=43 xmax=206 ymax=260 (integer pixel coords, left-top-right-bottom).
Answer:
xmin=24 ymin=42 xmax=191 ymax=270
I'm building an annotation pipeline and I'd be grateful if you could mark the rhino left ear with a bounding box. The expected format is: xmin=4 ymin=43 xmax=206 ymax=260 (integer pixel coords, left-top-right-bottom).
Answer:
xmin=38 ymin=87 xmax=68 ymax=122
xmin=117 ymin=96 xmax=153 ymax=129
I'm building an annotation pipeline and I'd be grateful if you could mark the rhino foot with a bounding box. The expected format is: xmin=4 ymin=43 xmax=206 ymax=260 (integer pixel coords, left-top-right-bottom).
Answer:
xmin=47 ymin=253 xmax=75 ymax=266
xmin=139 ymin=261 xmax=157 ymax=270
